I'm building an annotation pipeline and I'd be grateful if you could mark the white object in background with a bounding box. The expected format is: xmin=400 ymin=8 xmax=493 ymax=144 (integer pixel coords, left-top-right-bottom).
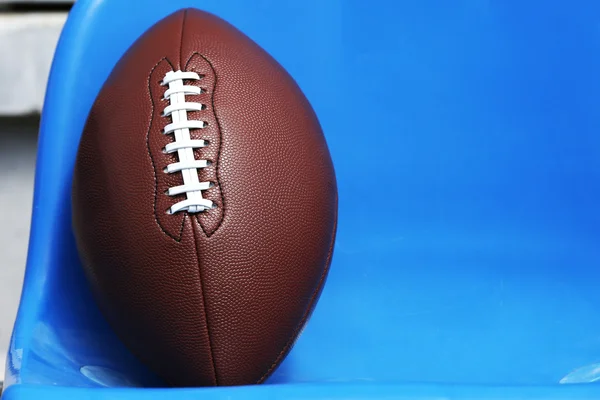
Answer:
xmin=0 ymin=1 xmax=74 ymax=3
xmin=0 ymin=13 xmax=67 ymax=115
xmin=0 ymin=118 xmax=37 ymax=383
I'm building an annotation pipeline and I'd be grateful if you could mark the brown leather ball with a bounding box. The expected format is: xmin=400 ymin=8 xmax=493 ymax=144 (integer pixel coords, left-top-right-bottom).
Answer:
xmin=71 ymin=8 xmax=337 ymax=387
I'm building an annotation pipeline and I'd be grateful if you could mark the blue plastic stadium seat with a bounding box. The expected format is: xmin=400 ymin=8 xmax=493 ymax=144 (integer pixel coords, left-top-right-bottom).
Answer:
xmin=4 ymin=0 xmax=600 ymax=398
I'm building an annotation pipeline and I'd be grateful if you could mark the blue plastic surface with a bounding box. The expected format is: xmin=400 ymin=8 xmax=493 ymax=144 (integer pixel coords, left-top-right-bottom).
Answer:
xmin=4 ymin=0 xmax=600 ymax=398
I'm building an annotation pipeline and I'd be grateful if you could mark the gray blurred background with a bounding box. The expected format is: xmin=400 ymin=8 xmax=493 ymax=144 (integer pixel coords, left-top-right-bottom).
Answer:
xmin=0 ymin=0 xmax=73 ymax=380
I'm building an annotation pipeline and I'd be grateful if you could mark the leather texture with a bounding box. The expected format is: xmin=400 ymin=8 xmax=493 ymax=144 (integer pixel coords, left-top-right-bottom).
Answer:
xmin=72 ymin=8 xmax=337 ymax=387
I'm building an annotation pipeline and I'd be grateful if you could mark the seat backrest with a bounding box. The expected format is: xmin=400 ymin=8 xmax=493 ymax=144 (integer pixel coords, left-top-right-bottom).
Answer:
xmin=6 ymin=0 xmax=343 ymax=388
xmin=6 ymin=0 xmax=600 ymax=396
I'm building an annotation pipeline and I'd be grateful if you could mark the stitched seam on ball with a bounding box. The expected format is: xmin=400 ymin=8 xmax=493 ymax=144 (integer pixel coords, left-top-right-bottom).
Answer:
xmin=191 ymin=221 xmax=219 ymax=385
xmin=146 ymin=57 xmax=186 ymax=242
xmin=256 ymin=195 xmax=339 ymax=383
xmin=185 ymin=52 xmax=226 ymax=238
xmin=179 ymin=9 xmax=187 ymax=69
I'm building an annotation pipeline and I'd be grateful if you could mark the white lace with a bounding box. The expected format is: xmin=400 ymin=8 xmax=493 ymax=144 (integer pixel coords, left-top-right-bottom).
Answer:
xmin=161 ymin=70 xmax=213 ymax=214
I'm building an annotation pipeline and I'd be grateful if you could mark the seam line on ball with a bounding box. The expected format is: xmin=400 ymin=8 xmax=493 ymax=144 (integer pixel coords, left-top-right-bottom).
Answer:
xmin=179 ymin=8 xmax=186 ymax=69
xmin=192 ymin=220 xmax=219 ymax=385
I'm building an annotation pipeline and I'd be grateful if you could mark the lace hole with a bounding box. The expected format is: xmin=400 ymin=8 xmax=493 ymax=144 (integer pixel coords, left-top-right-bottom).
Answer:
xmin=201 ymin=104 xmax=207 ymax=110
xmin=165 ymin=209 xmax=173 ymax=215
xmin=203 ymin=122 xmax=209 ymax=128
xmin=163 ymin=167 xmax=169 ymax=174
xmin=209 ymin=182 xmax=215 ymax=188
xmin=161 ymin=147 xmax=167 ymax=154
xmin=204 ymin=139 xmax=210 ymax=146
xmin=206 ymin=160 xmax=213 ymax=167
